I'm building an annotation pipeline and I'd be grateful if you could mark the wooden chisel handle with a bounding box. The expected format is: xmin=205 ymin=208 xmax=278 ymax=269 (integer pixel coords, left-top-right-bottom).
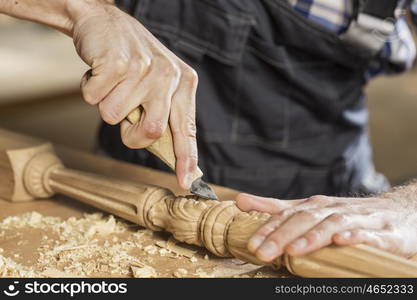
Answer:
xmin=126 ymin=107 xmax=203 ymax=182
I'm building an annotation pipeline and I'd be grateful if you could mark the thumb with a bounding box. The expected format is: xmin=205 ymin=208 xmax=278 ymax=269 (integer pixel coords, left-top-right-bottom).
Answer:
xmin=81 ymin=62 xmax=126 ymax=106
xmin=235 ymin=193 xmax=296 ymax=214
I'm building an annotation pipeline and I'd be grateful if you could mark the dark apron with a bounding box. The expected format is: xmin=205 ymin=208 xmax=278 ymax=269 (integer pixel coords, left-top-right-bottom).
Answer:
xmin=100 ymin=0 xmax=390 ymax=199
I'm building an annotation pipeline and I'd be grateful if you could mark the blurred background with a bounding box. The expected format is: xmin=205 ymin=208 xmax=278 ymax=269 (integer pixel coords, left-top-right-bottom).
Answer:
xmin=0 ymin=15 xmax=416 ymax=186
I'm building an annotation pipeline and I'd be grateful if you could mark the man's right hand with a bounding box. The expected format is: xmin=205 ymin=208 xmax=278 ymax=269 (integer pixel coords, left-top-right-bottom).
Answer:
xmin=69 ymin=1 xmax=199 ymax=190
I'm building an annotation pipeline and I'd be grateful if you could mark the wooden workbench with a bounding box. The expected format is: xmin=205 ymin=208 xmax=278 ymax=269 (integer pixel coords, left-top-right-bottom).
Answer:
xmin=0 ymin=136 xmax=284 ymax=278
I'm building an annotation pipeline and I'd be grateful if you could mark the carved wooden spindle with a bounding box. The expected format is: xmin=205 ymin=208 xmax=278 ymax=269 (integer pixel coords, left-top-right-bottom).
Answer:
xmin=2 ymin=138 xmax=417 ymax=277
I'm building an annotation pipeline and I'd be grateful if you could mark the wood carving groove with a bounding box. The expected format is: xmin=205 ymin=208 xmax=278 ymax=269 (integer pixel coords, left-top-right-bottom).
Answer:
xmin=1 ymin=130 xmax=417 ymax=277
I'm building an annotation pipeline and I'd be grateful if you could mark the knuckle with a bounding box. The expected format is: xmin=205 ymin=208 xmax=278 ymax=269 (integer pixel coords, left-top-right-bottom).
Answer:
xmin=160 ymin=59 xmax=180 ymax=78
xmin=328 ymin=213 xmax=347 ymax=225
xmin=258 ymin=225 xmax=276 ymax=237
xmin=268 ymin=238 xmax=282 ymax=249
xmin=171 ymin=114 xmax=196 ymax=138
xmin=270 ymin=215 xmax=282 ymax=223
xmin=113 ymin=58 xmax=129 ymax=76
xmin=307 ymin=195 xmax=330 ymax=205
xmin=82 ymin=90 xmax=98 ymax=105
xmin=383 ymin=222 xmax=395 ymax=230
xmin=176 ymin=151 xmax=198 ymax=165
xmin=370 ymin=236 xmax=386 ymax=249
xmin=141 ymin=56 xmax=152 ymax=71
xmin=349 ymin=229 xmax=361 ymax=239
xmin=143 ymin=120 xmax=165 ymax=139
xmin=294 ymin=210 xmax=317 ymax=221
xmin=131 ymin=57 xmax=152 ymax=74
xmin=277 ymin=209 xmax=295 ymax=220
xmin=171 ymin=64 xmax=181 ymax=79
xmin=182 ymin=67 xmax=199 ymax=85
xmin=259 ymin=219 xmax=280 ymax=234
xmin=305 ymin=231 xmax=321 ymax=243
xmin=185 ymin=120 xmax=197 ymax=138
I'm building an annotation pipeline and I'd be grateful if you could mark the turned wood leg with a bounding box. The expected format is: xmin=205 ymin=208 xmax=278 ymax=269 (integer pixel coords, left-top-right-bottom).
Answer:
xmin=1 ymin=138 xmax=416 ymax=277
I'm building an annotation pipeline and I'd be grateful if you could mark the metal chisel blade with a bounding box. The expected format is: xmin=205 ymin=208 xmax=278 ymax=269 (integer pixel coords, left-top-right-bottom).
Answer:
xmin=190 ymin=177 xmax=219 ymax=200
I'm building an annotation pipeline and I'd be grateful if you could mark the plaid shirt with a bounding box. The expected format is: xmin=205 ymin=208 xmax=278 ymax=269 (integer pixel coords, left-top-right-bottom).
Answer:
xmin=288 ymin=0 xmax=417 ymax=76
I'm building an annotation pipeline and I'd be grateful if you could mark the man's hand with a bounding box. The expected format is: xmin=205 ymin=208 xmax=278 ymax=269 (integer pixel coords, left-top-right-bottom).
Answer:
xmin=0 ymin=0 xmax=199 ymax=190
xmin=70 ymin=1 xmax=199 ymax=190
xmin=235 ymin=184 xmax=417 ymax=263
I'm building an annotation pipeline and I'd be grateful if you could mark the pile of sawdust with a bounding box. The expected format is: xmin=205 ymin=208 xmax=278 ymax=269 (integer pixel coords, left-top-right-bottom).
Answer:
xmin=0 ymin=212 xmax=278 ymax=278
xmin=0 ymin=212 xmax=149 ymax=277
xmin=0 ymin=254 xmax=38 ymax=277
xmin=0 ymin=212 xmax=205 ymax=277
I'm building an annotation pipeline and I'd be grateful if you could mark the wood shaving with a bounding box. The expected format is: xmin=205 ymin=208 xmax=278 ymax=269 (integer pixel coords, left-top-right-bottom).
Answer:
xmin=156 ymin=237 xmax=197 ymax=258
xmin=195 ymin=268 xmax=214 ymax=278
xmin=159 ymin=248 xmax=170 ymax=256
xmin=0 ymin=212 xmax=148 ymax=277
xmin=144 ymin=245 xmax=157 ymax=255
xmin=0 ymin=211 xmax=273 ymax=278
xmin=131 ymin=265 xmax=157 ymax=278
xmin=86 ymin=215 xmax=117 ymax=236
xmin=0 ymin=255 xmax=38 ymax=277
xmin=173 ymin=268 xmax=188 ymax=278
xmin=42 ymin=268 xmax=80 ymax=278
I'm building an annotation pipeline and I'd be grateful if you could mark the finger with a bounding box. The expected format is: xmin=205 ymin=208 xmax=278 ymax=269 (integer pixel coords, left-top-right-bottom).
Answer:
xmin=98 ymin=78 xmax=145 ymax=125
xmin=332 ymin=229 xmax=402 ymax=255
xmin=121 ymin=60 xmax=179 ymax=149
xmin=286 ymin=213 xmax=385 ymax=257
xmin=255 ymin=194 xmax=366 ymax=214
xmin=240 ymin=195 xmax=339 ymax=216
xmin=81 ymin=61 xmax=128 ymax=105
xmin=245 ymin=197 xmax=331 ymax=255
xmin=120 ymin=90 xmax=171 ymax=149
xmin=244 ymin=196 xmax=334 ymax=255
xmin=236 ymin=193 xmax=300 ymax=214
xmin=169 ymin=66 xmax=199 ymax=189
xmin=247 ymin=216 xmax=283 ymax=254
xmin=254 ymin=208 xmax=334 ymax=262
xmin=98 ymin=57 xmax=152 ymax=125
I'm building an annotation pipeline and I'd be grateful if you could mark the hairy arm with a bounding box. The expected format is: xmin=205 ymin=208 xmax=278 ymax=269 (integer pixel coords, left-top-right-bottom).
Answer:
xmin=381 ymin=180 xmax=417 ymax=206
xmin=236 ymin=180 xmax=417 ymax=262
xmin=0 ymin=0 xmax=116 ymax=35
xmin=0 ymin=0 xmax=82 ymax=35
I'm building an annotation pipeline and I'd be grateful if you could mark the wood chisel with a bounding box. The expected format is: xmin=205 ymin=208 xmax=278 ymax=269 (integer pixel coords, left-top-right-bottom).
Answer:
xmin=126 ymin=107 xmax=218 ymax=200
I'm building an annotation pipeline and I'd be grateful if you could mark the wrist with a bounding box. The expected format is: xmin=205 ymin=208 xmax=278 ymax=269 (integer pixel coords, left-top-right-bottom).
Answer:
xmin=379 ymin=180 xmax=417 ymax=208
xmin=0 ymin=0 xmax=114 ymax=36
xmin=66 ymin=0 xmax=115 ymax=34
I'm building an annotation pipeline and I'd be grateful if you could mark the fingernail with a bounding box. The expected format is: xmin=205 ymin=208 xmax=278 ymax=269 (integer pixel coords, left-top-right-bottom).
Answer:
xmin=340 ymin=231 xmax=351 ymax=240
xmin=258 ymin=241 xmax=279 ymax=261
xmin=290 ymin=237 xmax=307 ymax=250
xmin=248 ymin=236 xmax=265 ymax=252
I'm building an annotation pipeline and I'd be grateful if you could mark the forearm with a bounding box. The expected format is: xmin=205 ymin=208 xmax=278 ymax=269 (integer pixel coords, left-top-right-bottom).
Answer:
xmin=0 ymin=0 xmax=113 ymax=35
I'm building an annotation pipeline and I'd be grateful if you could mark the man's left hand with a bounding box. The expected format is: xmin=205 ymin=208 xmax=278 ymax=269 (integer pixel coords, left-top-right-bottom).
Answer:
xmin=236 ymin=192 xmax=417 ymax=262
